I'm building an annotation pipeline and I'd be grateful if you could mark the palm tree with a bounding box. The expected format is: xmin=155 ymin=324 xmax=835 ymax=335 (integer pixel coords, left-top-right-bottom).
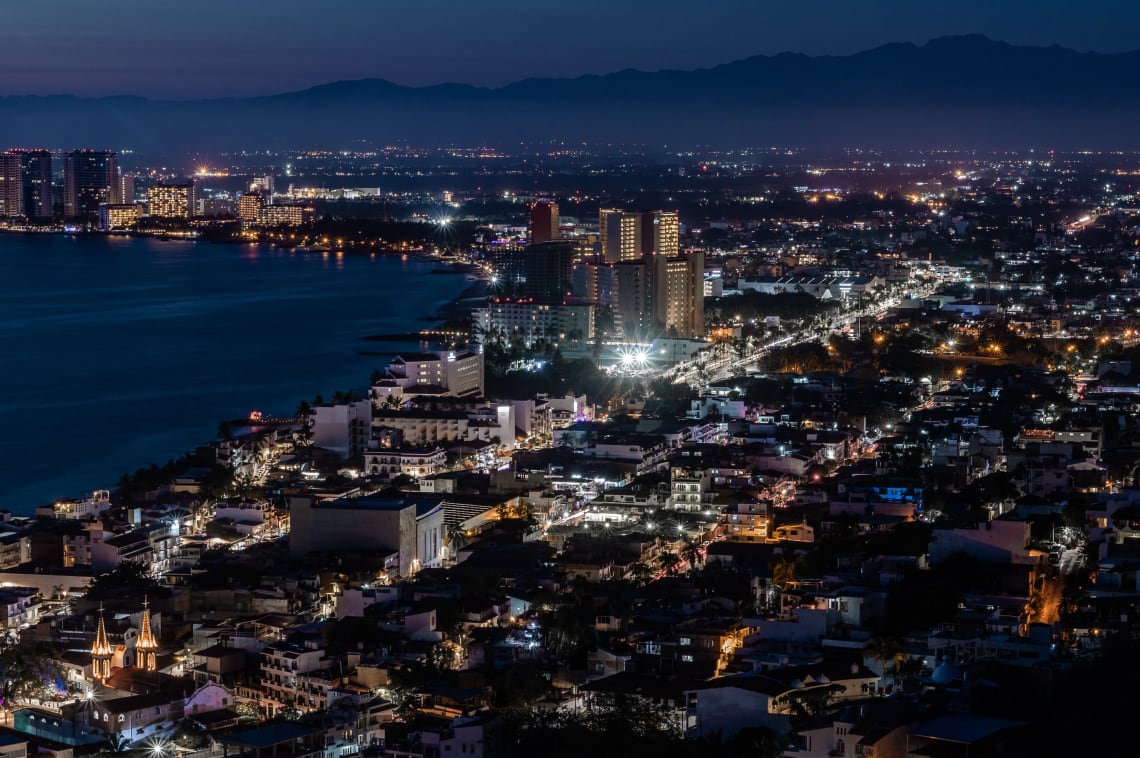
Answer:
xmin=445 ymin=523 xmax=468 ymax=557
xmin=866 ymin=636 xmax=908 ymax=687
xmin=770 ymin=554 xmax=797 ymax=587
xmin=294 ymin=400 xmax=314 ymax=446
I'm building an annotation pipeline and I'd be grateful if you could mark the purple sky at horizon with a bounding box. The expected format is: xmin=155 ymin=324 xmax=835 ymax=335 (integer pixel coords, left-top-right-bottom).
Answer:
xmin=0 ymin=0 xmax=1136 ymax=98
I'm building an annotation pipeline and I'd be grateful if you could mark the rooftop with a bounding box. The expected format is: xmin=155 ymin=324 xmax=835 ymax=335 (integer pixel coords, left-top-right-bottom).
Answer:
xmin=910 ymin=713 xmax=1028 ymax=744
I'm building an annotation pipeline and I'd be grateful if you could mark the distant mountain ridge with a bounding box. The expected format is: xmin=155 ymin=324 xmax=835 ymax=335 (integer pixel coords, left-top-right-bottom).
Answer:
xmin=3 ymin=35 xmax=1139 ymax=152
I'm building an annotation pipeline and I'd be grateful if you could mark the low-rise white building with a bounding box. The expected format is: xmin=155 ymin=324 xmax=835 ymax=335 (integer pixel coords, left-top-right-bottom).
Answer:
xmin=372 ymin=404 xmax=517 ymax=450
xmin=0 ymin=586 xmax=40 ymax=629
xmin=35 ymin=490 xmax=112 ymax=520
xmin=373 ymin=350 xmax=485 ymax=400
xmin=683 ymin=664 xmax=880 ymax=740
xmin=260 ymin=641 xmax=339 ymax=717
xmin=363 ymin=447 xmax=447 ymax=480
xmin=471 ymin=300 xmax=595 ymax=347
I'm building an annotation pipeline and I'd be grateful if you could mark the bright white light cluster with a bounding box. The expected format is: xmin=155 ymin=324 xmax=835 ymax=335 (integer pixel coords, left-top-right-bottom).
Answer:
xmin=617 ymin=346 xmax=651 ymax=370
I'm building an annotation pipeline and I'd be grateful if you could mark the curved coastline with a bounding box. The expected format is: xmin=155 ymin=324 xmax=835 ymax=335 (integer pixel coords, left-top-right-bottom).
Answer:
xmin=0 ymin=235 xmax=476 ymax=512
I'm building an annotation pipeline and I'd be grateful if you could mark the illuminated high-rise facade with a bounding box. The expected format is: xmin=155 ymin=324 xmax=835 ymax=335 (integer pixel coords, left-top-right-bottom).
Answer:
xmin=258 ymin=204 xmax=308 ymax=227
xmin=613 ymin=250 xmax=705 ymax=340
xmin=651 ymin=250 xmax=705 ymax=340
xmin=64 ymin=149 xmax=119 ymax=220
xmin=646 ymin=210 xmax=680 ymax=258
xmin=0 ymin=153 xmax=21 ymax=218
xmin=599 ymin=209 xmax=679 ymax=263
xmin=148 ymin=182 xmax=195 ymax=219
xmin=120 ymin=173 xmax=137 ymax=205
xmin=239 ymin=192 xmax=264 ymax=223
xmin=4 ymin=150 xmax=55 ymax=220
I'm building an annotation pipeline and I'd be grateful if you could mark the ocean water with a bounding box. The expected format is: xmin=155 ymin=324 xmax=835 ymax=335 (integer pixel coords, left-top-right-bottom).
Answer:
xmin=0 ymin=234 xmax=469 ymax=511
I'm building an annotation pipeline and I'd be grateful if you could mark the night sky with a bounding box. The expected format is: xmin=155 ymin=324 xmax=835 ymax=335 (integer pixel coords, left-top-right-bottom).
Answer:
xmin=1 ymin=0 xmax=1136 ymax=98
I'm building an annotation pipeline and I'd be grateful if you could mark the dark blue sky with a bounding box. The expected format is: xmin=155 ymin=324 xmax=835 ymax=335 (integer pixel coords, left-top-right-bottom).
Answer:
xmin=1 ymin=0 xmax=1136 ymax=98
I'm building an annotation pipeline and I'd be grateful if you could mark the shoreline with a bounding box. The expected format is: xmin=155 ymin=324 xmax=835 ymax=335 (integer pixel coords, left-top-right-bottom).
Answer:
xmin=0 ymin=234 xmax=481 ymax=511
xmin=0 ymin=227 xmax=487 ymax=267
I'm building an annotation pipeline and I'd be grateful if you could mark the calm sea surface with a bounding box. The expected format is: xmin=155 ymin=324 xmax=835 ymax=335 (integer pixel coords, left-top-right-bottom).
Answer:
xmin=0 ymin=234 xmax=469 ymax=511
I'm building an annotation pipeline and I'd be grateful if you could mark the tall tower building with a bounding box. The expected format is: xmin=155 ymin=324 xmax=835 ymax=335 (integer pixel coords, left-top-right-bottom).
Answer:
xmin=148 ymin=182 xmax=195 ymax=219
xmin=646 ymin=210 xmax=680 ymax=258
xmin=530 ymin=201 xmax=560 ymax=244
xmin=599 ymin=209 xmax=679 ymax=263
xmin=135 ymin=597 xmax=158 ymax=671
xmin=650 ymin=250 xmax=705 ymax=339
xmin=522 ymin=241 xmax=576 ymax=301
xmin=574 ymin=261 xmax=618 ymax=307
xmin=239 ymin=192 xmax=264 ymax=223
xmin=0 ymin=153 xmax=22 ymax=218
xmin=613 ymin=251 xmax=705 ymax=341
xmin=20 ymin=150 xmax=53 ymax=220
xmin=614 ymin=260 xmax=652 ymax=340
xmin=120 ymin=174 xmax=137 ymax=205
xmin=64 ymin=150 xmax=119 ymax=220
xmin=599 ymin=208 xmax=640 ymax=263
xmin=91 ymin=605 xmax=114 ymax=683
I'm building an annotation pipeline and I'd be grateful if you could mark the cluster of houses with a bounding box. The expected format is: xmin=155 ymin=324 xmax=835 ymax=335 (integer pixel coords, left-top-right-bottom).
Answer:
xmin=6 ymin=277 xmax=1140 ymax=756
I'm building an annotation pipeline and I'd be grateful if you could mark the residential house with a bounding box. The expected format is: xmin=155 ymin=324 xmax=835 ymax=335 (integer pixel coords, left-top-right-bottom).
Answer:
xmin=260 ymin=641 xmax=341 ymax=718
xmin=683 ymin=663 xmax=880 ymax=740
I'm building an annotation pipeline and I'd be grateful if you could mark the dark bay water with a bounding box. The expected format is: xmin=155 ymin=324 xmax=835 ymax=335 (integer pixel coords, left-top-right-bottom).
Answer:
xmin=0 ymin=234 xmax=469 ymax=511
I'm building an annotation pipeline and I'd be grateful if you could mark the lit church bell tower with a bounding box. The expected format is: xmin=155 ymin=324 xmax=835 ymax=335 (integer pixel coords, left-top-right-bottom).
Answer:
xmin=136 ymin=597 xmax=159 ymax=672
xmin=91 ymin=605 xmax=113 ymax=683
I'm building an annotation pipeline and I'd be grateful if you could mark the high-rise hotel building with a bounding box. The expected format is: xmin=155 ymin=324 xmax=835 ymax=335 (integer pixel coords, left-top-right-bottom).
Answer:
xmin=0 ymin=153 xmax=21 ymax=218
xmin=148 ymin=182 xmax=195 ymax=219
xmin=613 ymin=251 xmax=705 ymax=340
xmin=64 ymin=150 xmax=119 ymax=220
xmin=530 ymin=201 xmax=560 ymax=244
xmin=598 ymin=209 xmax=679 ymax=263
xmin=652 ymin=250 xmax=705 ymax=340
xmin=0 ymin=149 xmax=52 ymax=220
xmin=238 ymin=192 xmax=264 ymax=223
xmin=22 ymin=150 xmax=53 ymax=220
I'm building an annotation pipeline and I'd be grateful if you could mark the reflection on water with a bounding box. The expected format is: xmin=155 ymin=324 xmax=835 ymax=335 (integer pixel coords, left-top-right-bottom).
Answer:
xmin=0 ymin=234 xmax=468 ymax=510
